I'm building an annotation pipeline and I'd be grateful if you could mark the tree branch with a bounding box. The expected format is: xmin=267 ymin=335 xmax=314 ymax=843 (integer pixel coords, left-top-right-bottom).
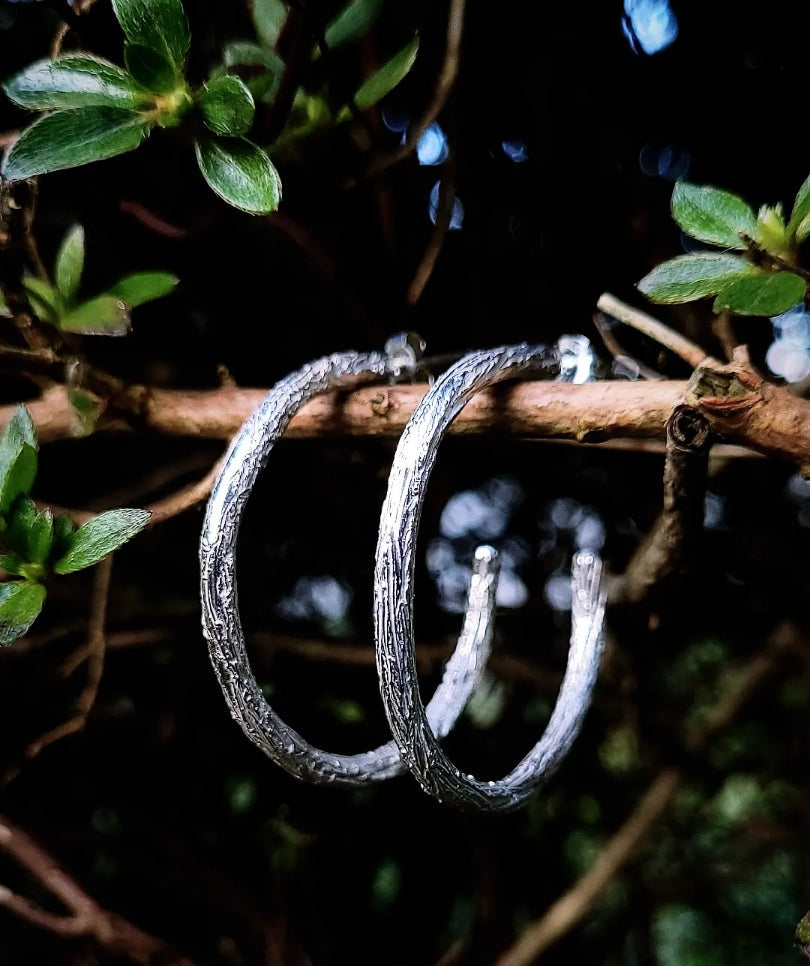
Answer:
xmin=0 ymin=814 xmax=197 ymax=964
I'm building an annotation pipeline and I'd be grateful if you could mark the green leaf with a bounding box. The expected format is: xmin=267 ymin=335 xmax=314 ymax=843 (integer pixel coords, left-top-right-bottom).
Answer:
xmin=1 ymin=107 xmax=152 ymax=181
xmin=671 ymin=182 xmax=758 ymax=251
xmin=637 ymin=253 xmax=751 ymax=303
xmin=105 ymin=271 xmax=178 ymax=307
xmin=52 ymin=514 xmax=76 ymax=559
xmin=54 ymin=224 xmax=85 ymax=303
xmin=111 ymin=0 xmax=190 ymax=74
xmin=2 ymin=406 xmax=37 ymax=450
xmin=0 ymin=555 xmax=24 ymax=576
xmin=788 ymin=173 xmax=810 ymax=238
xmin=60 ymin=295 xmax=131 ymax=336
xmin=3 ymin=54 xmax=145 ymax=111
xmin=756 ymin=204 xmax=788 ymax=255
xmin=67 ymin=389 xmax=103 ymax=437
xmin=0 ymin=290 xmax=9 ymax=318
xmin=198 ymin=75 xmax=255 ymax=136
xmin=22 ymin=276 xmax=61 ymax=323
xmin=194 ymin=133 xmax=281 ymax=215
xmin=53 ymin=508 xmax=150 ymax=574
xmin=7 ymin=498 xmax=52 ymax=564
xmin=324 ymin=0 xmax=384 ymax=49
xmin=797 ymin=214 xmax=810 ymax=246
xmin=0 ymin=581 xmax=46 ymax=646
xmin=219 ymin=42 xmax=284 ymax=103
xmin=124 ymin=43 xmax=177 ymax=93
xmin=713 ymin=270 xmax=807 ymax=317
xmin=0 ymin=444 xmax=37 ymax=515
xmin=251 ymin=0 xmax=289 ymax=49
xmin=0 ymin=406 xmax=37 ymax=515
xmin=353 ymin=36 xmax=419 ymax=111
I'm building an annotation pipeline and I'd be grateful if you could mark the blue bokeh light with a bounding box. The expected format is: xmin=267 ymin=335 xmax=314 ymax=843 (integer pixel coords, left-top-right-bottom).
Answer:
xmin=622 ymin=0 xmax=679 ymax=55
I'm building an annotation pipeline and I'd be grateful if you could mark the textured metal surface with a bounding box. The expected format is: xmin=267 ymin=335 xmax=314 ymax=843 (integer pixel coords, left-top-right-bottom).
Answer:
xmin=200 ymin=349 xmax=500 ymax=786
xmin=374 ymin=344 xmax=608 ymax=812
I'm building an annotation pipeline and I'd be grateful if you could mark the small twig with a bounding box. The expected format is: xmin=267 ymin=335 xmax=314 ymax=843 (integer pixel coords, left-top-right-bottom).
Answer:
xmin=145 ymin=457 xmax=224 ymax=525
xmin=609 ymin=405 xmax=712 ymax=605
xmin=494 ymin=625 xmax=792 ymax=966
xmin=596 ymin=293 xmax=716 ymax=369
xmin=0 ymin=814 xmax=197 ymax=964
xmin=407 ymin=171 xmax=457 ymax=305
xmin=592 ymin=311 xmax=665 ymax=381
xmin=350 ymin=0 xmax=466 ymax=185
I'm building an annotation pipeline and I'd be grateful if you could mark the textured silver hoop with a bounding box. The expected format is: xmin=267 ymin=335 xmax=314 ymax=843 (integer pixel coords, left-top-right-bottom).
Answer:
xmin=374 ymin=343 xmax=608 ymax=812
xmin=200 ymin=347 xmax=501 ymax=786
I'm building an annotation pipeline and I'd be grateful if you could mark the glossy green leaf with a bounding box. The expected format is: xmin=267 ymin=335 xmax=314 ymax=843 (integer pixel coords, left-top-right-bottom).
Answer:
xmin=105 ymin=271 xmax=178 ymax=307
xmin=111 ymin=0 xmax=190 ymax=73
xmin=324 ymin=0 xmax=384 ymax=49
xmin=22 ymin=276 xmax=61 ymax=323
xmin=353 ymin=36 xmax=419 ymax=111
xmin=60 ymin=295 xmax=131 ymax=336
xmin=637 ymin=253 xmax=751 ymax=303
xmin=67 ymin=389 xmax=103 ymax=437
xmin=0 ymin=580 xmax=46 ymax=646
xmin=124 ymin=43 xmax=176 ymax=93
xmin=671 ymin=182 xmax=757 ymax=251
xmin=3 ymin=54 xmax=145 ymax=110
xmin=788 ymin=173 xmax=810 ymax=238
xmin=54 ymin=224 xmax=85 ymax=303
xmin=194 ymin=133 xmax=281 ymax=215
xmin=53 ymin=508 xmax=151 ymax=574
xmin=713 ymin=270 xmax=807 ymax=316
xmin=252 ymin=0 xmax=289 ymax=49
xmin=199 ymin=75 xmax=255 ymax=136
xmin=2 ymin=107 xmax=151 ymax=181
xmin=0 ymin=444 xmax=37 ymax=515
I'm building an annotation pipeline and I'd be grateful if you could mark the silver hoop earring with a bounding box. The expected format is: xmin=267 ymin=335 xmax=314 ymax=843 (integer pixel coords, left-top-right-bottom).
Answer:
xmin=374 ymin=343 xmax=608 ymax=812
xmin=200 ymin=340 xmax=501 ymax=786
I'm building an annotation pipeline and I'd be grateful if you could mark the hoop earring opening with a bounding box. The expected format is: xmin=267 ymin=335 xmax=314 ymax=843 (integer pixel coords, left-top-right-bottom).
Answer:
xmin=374 ymin=343 xmax=608 ymax=812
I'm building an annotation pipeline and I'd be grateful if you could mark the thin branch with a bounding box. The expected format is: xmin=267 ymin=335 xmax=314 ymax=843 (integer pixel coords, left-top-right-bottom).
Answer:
xmin=494 ymin=623 xmax=793 ymax=966
xmin=597 ymin=293 xmax=716 ymax=369
xmin=0 ymin=814 xmax=197 ymax=964
xmin=609 ymin=405 xmax=712 ymax=605
xmin=407 ymin=171 xmax=457 ymax=305
xmin=350 ymin=0 xmax=466 ymax=185
xmin=0 ymin=557 xmax=112 ymax=789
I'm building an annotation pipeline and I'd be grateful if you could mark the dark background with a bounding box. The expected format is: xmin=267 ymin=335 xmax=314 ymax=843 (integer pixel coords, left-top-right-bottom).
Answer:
xmin=1 ymin=1 xmax=810 ymax=963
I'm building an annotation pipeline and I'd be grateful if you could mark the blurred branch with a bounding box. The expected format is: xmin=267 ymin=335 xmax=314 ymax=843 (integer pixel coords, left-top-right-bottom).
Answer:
xmin=597 ymin=293 xmax=716 ymax=369
xmin=608 ymin=405 xmax=712 ymax=605
xmin=494 ymin=622 xmax=795 ymax=966
xmin=0 ymin=813 xmax=196 ymax=965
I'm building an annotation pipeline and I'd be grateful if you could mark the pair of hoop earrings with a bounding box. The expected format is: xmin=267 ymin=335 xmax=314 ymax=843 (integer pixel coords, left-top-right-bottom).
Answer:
xmin=199 ymin=336 xmax=607 ymax=813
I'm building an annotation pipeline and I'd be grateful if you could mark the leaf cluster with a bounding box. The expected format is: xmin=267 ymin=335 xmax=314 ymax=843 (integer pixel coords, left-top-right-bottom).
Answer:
xmin=0 ymin=408 xmax=150 ymax=645
xmin=0 ymin=223 xmax=176 ymax=336
xmin=638 ymin=178 xmax=810 ymax=317
xmin=1 ymin=0 xmax=282 ymax=214
xmin=217 ymin=0 xmax=419 ymax=157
